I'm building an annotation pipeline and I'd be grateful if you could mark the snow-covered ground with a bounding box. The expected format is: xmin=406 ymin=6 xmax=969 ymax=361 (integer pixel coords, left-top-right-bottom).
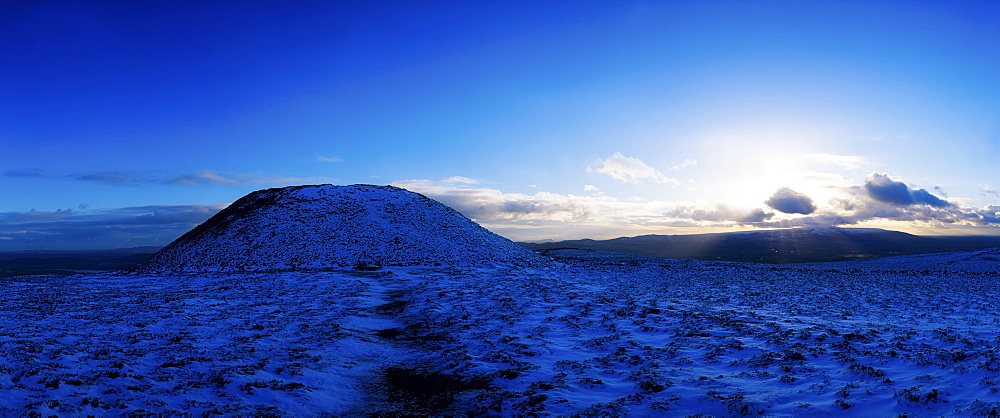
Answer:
xmin=2 ymin=249 xmax=1000 ymax=415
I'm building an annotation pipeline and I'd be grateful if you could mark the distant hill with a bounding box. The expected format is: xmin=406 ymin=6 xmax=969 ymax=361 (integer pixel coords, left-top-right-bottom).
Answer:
xmin=521 ymin=226 xmax=1000 ymax=263
xmin=133 ymin=184 xmax=543 ymax=273
xmin=0 ymin=247 xmax=160 ymax=277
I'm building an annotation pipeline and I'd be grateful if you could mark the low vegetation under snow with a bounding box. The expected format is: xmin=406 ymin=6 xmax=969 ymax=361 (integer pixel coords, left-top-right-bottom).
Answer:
xmin=2 ymin=248 xmax=1000 ymax=415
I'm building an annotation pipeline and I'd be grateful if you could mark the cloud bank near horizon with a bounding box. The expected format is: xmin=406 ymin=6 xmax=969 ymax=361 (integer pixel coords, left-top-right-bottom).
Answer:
xmin=395 ymin=173 xmax=1000 ymax=239
xmin=3 ymin=172 xmax=998 ymax=250
xmin=0 ymin=205 xmax=224 ymax=251
xmin=3 ymin=169 xmax=338 ymax=188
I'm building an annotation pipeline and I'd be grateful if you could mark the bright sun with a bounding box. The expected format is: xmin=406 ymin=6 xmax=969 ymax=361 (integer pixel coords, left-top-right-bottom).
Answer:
xmin=708 ymin=144 xmax=854 ymax=215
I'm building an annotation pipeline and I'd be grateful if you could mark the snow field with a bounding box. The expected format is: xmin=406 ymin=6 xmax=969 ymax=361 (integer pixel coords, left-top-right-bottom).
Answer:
xmin=1 ymin=251 xmax=999 ymax=415
xmin=0 ymin=271 xmax=410 ymax=415
xmin=393 ymin=259 xmax=1000 ymax=415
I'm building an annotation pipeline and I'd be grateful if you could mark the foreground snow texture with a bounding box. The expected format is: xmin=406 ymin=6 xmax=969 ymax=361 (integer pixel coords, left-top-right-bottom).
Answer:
xmin=3 ymin=250 xmax=1000 ymax=415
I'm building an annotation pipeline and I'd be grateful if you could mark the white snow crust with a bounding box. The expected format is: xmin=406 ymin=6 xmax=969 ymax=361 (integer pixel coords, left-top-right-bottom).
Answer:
xmin=134 ymin=184 xmax=543 ymax=272
xmin=801 ymin=247 xmax=1000 ymax=273
xmin=3 ymin=249 xmax=1000 ymax=415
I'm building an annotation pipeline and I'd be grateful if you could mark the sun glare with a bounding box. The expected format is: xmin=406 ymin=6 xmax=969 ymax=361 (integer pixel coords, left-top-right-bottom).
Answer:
xmin=688 ymin=122 xmax=858 ymax=212
xmin=708 ymin=138 xmax=848 ymax=214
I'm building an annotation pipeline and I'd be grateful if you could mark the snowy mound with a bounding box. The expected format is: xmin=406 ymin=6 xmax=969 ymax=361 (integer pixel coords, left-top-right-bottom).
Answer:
xmin=134 ymin=184 xmax=543 ymax=272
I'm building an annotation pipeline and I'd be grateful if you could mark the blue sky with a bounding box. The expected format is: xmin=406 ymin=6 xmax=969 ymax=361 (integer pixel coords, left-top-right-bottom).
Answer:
xmin=2 ymin=0 xmax=999 ymax=249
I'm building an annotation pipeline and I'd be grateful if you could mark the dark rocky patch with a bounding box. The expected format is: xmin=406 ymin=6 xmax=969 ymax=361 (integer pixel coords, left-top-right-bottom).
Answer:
xmin=374 ymin=366 xmax=493 ymax=414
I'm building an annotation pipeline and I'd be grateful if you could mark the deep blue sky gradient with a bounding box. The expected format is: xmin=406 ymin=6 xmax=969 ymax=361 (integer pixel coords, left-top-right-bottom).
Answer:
xmin=2 ymin=0 xmax=999 ymax=249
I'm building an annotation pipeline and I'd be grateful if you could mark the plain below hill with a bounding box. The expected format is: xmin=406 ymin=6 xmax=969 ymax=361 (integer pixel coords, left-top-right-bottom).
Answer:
xmin=0 ymin=247 xmax=160 ymax=278
xmin=521 ymin=226 xmax=1000 ymax=264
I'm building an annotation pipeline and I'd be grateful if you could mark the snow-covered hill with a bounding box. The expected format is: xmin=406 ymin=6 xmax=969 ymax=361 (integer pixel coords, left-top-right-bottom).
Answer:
xmin=133 ymin=184 xmax=542 ymax=272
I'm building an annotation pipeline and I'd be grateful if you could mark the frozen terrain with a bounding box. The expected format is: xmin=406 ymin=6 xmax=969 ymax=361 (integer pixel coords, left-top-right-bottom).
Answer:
xmin=2 ymin=249 xmax=1000 ymax=415
xmin=4 ymin=184 xmax=999 ymax=415
xmin=135 ymin=184 xmax=542 ymax=273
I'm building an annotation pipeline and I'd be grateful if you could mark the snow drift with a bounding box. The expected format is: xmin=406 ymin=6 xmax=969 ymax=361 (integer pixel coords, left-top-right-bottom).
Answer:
xmin=133 ymin=184 xmax=542 ymax=272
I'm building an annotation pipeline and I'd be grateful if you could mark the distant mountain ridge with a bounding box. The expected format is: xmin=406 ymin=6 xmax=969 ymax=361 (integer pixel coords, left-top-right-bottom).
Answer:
xmin=521 ymin=226 xmax=1000 ymax=263
xmin=134 ymin=184 xmax=542 ymax=272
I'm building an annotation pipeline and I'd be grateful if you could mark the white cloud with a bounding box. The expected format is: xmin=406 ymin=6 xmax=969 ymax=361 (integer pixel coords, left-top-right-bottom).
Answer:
xmin=441 ymin=176 xmax=479 ymax=184
xmin=804 ymin=154 xmax=869 ymax=170
xmin=673 ymin=158 xmax=698 ymax=170
xmin=168 ymin=171 xmax=242 ymax=185
xmin=393 ymin=173 xmax=1000 ymax=241
xmin=392 ymin=178 xmax=691 ymax=225
xmin=587 ymin=152 xmax=679 ymax=185
xmin=391 ymin=178 xmax=774 ymax=240
xmin=316 ymin=155 xmax=343 ymax=163
xmin=583 ymin=184 xmax=600 ymax=192
xmin=393 ymin=178 xmax=596 ymax=222
xmin=251 ymin=176 xmax=340 ymax=186
xmin=167 ymin=171 xmax=337 ymax=187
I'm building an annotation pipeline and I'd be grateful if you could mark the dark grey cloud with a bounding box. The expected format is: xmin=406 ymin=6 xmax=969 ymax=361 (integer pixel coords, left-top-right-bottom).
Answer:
xmin=73 ymin=172 xmax=139 ymax=186
xmin=765 ymin=187 xmax=816 ymax=214
xmin=5 ymin=170 xmax=142 ymax=185
xmin=864 ymin=173 xmax=952 ymax=208
xmin=0 ymin=205 xmax=224 ymax=251
xmin=966 ymin=205 xmax=1000 ymax=225
xmin=865 ymin=173 xmax=914 ymax=205
xmin=5 ymin=168 xmax=333 ymax=189
xmin=910 ymin=188 xmax=952 ymax=208
xmin=740 ymin=176 xmax=1000 ymax=230
xmin=501 ymin=200 xmax=548 ymax=214
xmin=432 ymin=190 xmax=590 ymax=221
xmin=830 ymin=196 xmax=862 ymax=212
xmin=757 ymin=189 xmax=1000 ymax=229
xmin=0 ymin=208 xmax=75 ymax=224
xmin=984 ymin=206 xmax=1000 ymax=223
xmin=665 ymin=205 xmax=773 ymax=224
xmin=741 ymin=208 xmax=774 ymax=223
xmin=755 ymin=213 xmax=854 ymax=229
xmin=389 ymin=179 xmax=595 ymax=221
xmin=3 ymin=169 xmax=48 ymax=178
